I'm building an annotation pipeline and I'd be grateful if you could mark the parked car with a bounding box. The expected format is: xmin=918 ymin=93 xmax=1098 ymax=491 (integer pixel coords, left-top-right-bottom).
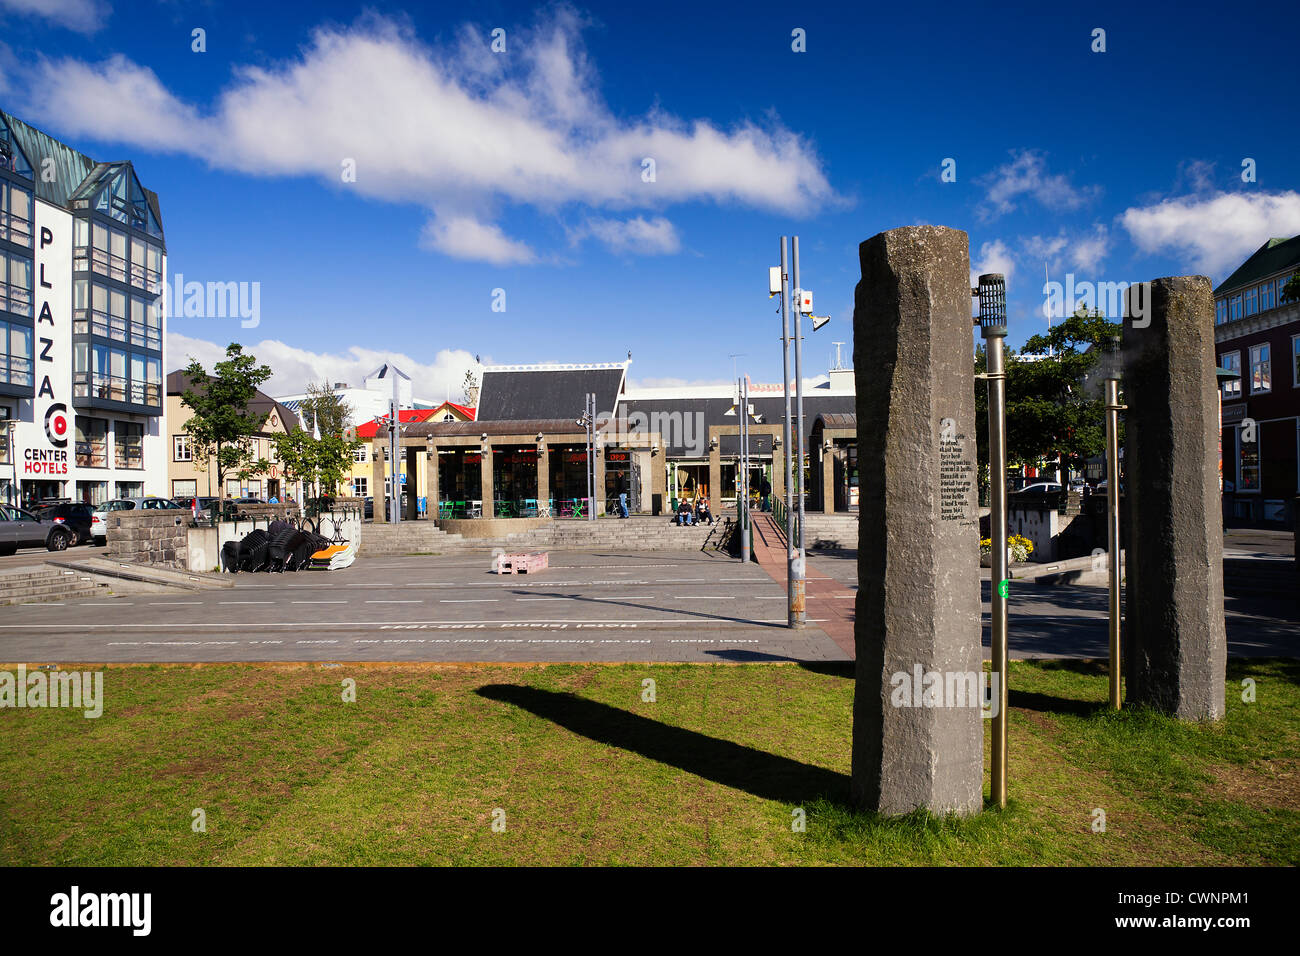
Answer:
xmin=1011 ymin=482 xmax=1063 ymax=496
xmin=173 ymin=495 xmax=220 ymax=513
xmin=30 ymin=502 xmax=94 ymax=548
xmin=364 ymin=497 xmax=374 ymax=519
xmin=0 ymin=504 xmax=84 ymax=553
xmin=89 ymin=496 xmax=182 ymax=546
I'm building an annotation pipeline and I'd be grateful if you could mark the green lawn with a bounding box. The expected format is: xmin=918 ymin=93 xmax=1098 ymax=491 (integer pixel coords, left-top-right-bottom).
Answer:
xmin=1 ymin=658 xmax=1295 ymax=865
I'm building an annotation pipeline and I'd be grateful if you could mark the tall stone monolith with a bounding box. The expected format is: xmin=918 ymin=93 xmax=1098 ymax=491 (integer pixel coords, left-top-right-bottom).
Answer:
xmin=851 ymin=226 xmax=983 ymax=815
xmin=1122 ymin=276 xmax=1226 ymax=720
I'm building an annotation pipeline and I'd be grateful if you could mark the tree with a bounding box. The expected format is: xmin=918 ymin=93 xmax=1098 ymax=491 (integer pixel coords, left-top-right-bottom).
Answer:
xmin=975 ymin=307 xmax=1122 ymax=482
xmin=297 ymin=381 xmax=353 ymax=435
xmin=1281 ymin=271 xmax=1300 ymax=304
xmin=462 ymin=368 xmax=480 ymax=407
xmin=271 ymin=427 xmax=360 ymax=499
xmin=181 ymin=344 xmax=273 ymax=495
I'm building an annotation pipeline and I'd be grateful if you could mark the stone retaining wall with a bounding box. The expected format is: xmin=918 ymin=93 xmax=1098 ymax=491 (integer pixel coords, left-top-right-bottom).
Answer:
xmin=106 ymin=510 xmax=191 ymax=569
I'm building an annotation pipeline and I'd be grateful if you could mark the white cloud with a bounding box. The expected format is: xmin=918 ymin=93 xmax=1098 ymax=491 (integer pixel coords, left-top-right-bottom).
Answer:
xmin=23 ymin=11 xmax=834 ymax=262
xmin=166 ymin=330 xmax=479 ymax=403
xmin=0 ymin=0 xmax=107 ymax=34
xmin=419 ymin=215 xmax=536 ymax=265
xmin=977 ymin=150 xmax=1099 ymax=221
xmin=971 ymin=238 xmax=1016 ymax=288
xmin=1022 ymin=223 xmax=1110 ymax=273
xmin=1121 ymin=190 xmax=1300 ymax=276
xmin=578 ymin=215 xmax=681 ymax=255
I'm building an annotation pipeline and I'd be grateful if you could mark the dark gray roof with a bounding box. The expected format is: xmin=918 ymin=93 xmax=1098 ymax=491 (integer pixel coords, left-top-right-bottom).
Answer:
xmin=815 ymin=412 xmax=857 ymax=429
xmin=476 ymin=365 xmax=626 ymax=421
xmin=622 ymin=394 xmax=856 ymax=458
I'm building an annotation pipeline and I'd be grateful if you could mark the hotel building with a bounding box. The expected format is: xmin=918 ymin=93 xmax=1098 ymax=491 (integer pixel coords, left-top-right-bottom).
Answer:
xmin=0 ymin=110 xmax=166 ymax=507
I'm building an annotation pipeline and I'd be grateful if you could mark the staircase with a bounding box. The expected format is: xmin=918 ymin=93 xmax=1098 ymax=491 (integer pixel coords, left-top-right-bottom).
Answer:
xmin=0 ymin=565 xmax=107 ymax=606
xmin=800 ymin=513 xmax=858 ymax=551
xmin=466 ymin=515 xmax=736 ymax=553
xmin=358 ymin=522 xmax=464 ymax=556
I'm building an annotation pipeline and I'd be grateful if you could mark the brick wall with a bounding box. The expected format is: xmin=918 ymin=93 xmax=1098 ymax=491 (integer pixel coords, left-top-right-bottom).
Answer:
xmin=107 ymin=510 xmax=191 ymax=569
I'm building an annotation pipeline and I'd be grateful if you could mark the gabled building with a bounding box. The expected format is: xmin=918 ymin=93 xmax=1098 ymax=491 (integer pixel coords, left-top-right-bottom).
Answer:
xmin=1214 ymin=235 xmax=1300 ymax=527
xmin=0 ymin=109 xmax=166 ymax=507
xmin=165 ymin=370 xmax=299 ymax=501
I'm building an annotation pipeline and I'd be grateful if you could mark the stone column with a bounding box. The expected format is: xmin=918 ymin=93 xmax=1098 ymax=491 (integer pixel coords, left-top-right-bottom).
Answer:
xmin=371 ymin=440 xmax=386 ymax=523
xmin=426 ymin=442 xmax=440 ymax=521
xmin=851 ymin=225 xmax=983 ymax=816
xmin=1122 ymin=275 xmax=1226 ymax=720
xmin=480 ymin=443 xmax=494 ymax=517
xmin=537 ymin=444 xmax=550 ymax=510
xmin=821 ymin=443 xmax=836 ymax=513
xmin=594 ymin=445 xmax=606 ymax=516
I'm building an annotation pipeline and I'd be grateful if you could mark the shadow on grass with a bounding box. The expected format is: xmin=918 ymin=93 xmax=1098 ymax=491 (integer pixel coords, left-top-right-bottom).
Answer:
xmin=475 ymin=683 xmax=850 ymax=805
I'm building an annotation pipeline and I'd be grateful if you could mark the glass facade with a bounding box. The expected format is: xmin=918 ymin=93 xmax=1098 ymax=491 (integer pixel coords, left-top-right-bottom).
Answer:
xmin=0 ymin=318 xmax=32 ymax=389
xmin=0 ymin=249 xmax=31 ymax=317
xmin=1220 ymin=351 xmax=1241 ymax=399
xmin=0 ymin=179 xmax=32 ymax=247
xmin=1250 ymin=343 xmax=1271 ymax=394
xmin=75 ymin=416 xmax=108 ymax=468
xmin=114 ymin=420 xmax=144 ymax=470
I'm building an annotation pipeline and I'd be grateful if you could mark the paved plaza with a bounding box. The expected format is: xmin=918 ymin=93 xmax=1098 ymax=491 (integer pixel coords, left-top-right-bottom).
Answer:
xmin=0 ymin=536 xmax=1294 ymax=664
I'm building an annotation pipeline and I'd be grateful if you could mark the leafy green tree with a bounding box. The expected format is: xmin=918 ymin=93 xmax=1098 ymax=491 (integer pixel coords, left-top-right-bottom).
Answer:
xmin=1281 ymin=271 xmax=1300 ymax=304
xmin=975 ymin=307 xmax=1122 ymax=482
xmin=271 ymin=428 xmax=360 ymax=498
xmin=297 ymin=381 xmax=353 ymax=435
xmin=181 ymin=344 xmax=273 ymax=495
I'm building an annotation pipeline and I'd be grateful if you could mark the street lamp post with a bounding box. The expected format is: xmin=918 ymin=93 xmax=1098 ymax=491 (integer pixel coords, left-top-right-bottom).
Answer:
xmin=975 ymin=273 xmax=1009 ymax=808
xmin=777 ymin=238 xmax=804 ymax=627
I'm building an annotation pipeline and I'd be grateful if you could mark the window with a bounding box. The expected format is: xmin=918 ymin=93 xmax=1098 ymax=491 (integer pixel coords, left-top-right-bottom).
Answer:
xmin=115 ymin=481 xmax=143 ymax=499
xmin=226 ymin=479 xmax=241 ymax=497
xmin=1281 ymin=275 xmax=1297 ymax=305
xmin=0 ymin=319 xmax=32 ymax=387
xmin=114 ymin=420 xmax=144 ymax=469
xmin=1293 ymin=335 xmax=1300 ymax=388
xmin=173 ymin=479 xmax=197 ymax=499
xmin=1230 ymin=295 xmax=1243 ymax=321
xmin=1220 ymin=351 xmax=1241 ymax=400
xmin=173 ymin=434 xmax=192 ymax=462
xmin=1260 ymin=281 xmax=1275 ymax=312
xmin=75 ymin=417 xmax=108 ymax=468
xmin=1216 ymin=300 xmax=1227 ymax=325
xmin=0 ymin=180 xmax=32 ymax=247
xmin=0 ymin=249 xmax=32 ymax=318
xmin=352 ymin=477 xmax=368 ymax=497
xmin=1250 ymin=343 xmax=1271 ymax=394
xmin=353 ymin=446 xmax=367 ymax=462
xmin=1238 ymin=423 xmax=1260 ymax=492
xmin=1244 ymin=287 xmax=1258 ymax=316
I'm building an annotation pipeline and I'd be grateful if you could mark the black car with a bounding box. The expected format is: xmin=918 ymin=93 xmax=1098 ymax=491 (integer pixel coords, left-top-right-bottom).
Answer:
xmin=30 ymin=502 xmax=94 ymax=549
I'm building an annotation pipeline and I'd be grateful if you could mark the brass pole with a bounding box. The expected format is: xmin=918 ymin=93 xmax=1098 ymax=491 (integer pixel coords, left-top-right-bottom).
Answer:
xmin=1104 ymin=378 xmax=1124 ymax=709
xmin=984 ymin=328 xmax=1009 ymax=808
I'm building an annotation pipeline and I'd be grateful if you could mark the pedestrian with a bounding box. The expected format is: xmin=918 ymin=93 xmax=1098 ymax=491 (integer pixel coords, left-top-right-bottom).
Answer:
xmin=676 ymin=499 xmax=694 ymax=526
xmin=695 ymin=496 xmax=713 ymax=526
xmin=760 ymin=476 xmax=772 ymax=511
xmin=618 ymin=491 xmax=629 ymax=518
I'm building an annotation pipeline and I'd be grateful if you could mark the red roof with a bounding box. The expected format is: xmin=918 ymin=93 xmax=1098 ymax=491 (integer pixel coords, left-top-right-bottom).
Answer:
xmin=356 ymin=408 xmax=436 ymax=439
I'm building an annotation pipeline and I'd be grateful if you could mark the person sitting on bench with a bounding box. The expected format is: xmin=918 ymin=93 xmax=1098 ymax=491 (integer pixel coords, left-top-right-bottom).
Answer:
xmin=676 ymin=499 xmax=695 ymax=526
xmin=695 ymin=496 xmax=713 ymax=525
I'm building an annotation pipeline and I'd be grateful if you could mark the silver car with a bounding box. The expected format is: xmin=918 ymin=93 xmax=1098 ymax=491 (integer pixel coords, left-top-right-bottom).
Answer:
xmin=0 ymin=504 xmax=71 ymax=554
xmin=90 ymin=496 xmax=182 ymax=546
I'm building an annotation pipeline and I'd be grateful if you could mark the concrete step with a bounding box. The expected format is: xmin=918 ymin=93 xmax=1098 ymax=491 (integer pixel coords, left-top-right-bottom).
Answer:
xmin=1 ymin=586 xmax=103 ymax=607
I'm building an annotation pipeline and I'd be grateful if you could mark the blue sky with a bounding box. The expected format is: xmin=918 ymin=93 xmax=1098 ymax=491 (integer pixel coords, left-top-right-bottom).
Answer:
xmin=2 ymin=0 xmax=1297 ymax=398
